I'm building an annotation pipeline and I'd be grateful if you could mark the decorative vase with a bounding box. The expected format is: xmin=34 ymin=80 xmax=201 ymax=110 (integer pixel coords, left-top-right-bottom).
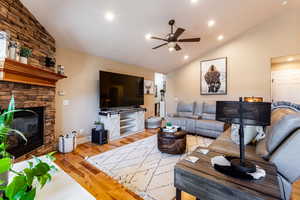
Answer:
xmin=20 ymin=56 xmax=28 ymax=64
xmin=8 ymin=41 xmax=17 ymax=60
xmin=0 ymin=31 xmax=10 ymax=60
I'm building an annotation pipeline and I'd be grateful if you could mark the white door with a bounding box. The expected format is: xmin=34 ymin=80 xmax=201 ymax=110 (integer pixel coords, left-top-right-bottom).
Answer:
xmin=271 ymin=69 xmax=300 ymax=104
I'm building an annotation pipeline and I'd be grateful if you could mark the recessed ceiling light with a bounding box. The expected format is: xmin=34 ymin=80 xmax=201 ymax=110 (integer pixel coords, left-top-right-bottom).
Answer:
xmin=282 ymin=1 xmax=288 ymax=6
xmin=287 ymin=57 xmax=294 ymax=62
xmin=184 ymin=55 xmax=189 ymax=60
xmin=145 ymin=33 xmax=152 ymax=40
xmin=105 ymin=11 xmax=115 ymax=21
xmin=208 ymin=20 xmax=215 ymax=27
xmin=217 ymin=35 xmax=224 ymax=41
xmin=190 ymin=0 xmax=198 ymax=4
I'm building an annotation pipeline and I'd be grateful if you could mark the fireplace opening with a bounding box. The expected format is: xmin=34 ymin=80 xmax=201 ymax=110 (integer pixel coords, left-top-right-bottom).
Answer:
xmin=7 ymin=107 xmax=44 ymax=158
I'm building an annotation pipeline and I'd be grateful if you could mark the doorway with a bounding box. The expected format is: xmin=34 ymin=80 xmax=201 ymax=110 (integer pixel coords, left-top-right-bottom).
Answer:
xmin=271 ymin=54 xmax=300 ymax=103
xmin=154 ymin=73 xmax=166 ymax=118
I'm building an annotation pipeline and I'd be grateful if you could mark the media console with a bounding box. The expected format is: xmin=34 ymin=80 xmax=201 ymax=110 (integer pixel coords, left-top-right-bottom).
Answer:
xmin=99 ymin=108 xmax=145 ymax=141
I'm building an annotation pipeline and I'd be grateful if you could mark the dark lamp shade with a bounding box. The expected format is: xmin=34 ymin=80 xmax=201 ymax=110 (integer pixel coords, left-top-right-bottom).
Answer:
xmin=216 ymin=101 xmax=271 ymax=126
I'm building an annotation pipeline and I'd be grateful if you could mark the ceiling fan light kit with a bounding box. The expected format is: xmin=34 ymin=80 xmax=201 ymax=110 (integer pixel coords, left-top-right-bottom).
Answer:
xmin=150 ymin=19 xmax=201 ymax=51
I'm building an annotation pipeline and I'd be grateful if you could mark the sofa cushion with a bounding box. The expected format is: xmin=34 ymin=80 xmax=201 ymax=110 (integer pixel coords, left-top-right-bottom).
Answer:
xmin=270 ymin=108 xmax=296 ymax=124
xmin=266 ymin=113 xmax=300 ymax=154
xmin=177 ymin=112 xmax=198 ymax=119
xmin=177 ymin=101 xmax=195 ymax=113
xmin=194 ymin=102 xmax=204 ymax=116
xmin=203 ymin=101 xmax=216 ymax=114
xmin=195 ymin=119 xmax=224 ymax=132
xmin=202 ymin=113 xmax=216 ymax=120
xmin=270 ymin=129 xmax=300 ymax=184
xmin=256 ymin=107 xmax=297 ymax=158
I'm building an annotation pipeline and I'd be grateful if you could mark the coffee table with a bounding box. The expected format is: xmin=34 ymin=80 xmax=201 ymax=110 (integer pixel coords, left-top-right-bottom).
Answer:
xmin=157 ymin=128 xmax=187 ymax=154
xmin=174 ymin=148 xmax=281 ymax=200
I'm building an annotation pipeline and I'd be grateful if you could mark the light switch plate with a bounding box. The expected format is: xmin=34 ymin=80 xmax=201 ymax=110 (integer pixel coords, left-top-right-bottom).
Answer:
xmin=58 ymin=90 xmax=65 ymax=96
xmin=63 ymin=100 xmax=69 ymax=106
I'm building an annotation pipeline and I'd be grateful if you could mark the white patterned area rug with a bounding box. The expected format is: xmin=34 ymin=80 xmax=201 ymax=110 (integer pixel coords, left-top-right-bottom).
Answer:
xmin=86 ymin=135 xmax=213 ymax=200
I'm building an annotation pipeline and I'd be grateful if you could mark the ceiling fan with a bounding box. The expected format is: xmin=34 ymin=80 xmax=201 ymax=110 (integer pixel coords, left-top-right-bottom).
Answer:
xmin=151 ymin=19 xmax=201 ymax=51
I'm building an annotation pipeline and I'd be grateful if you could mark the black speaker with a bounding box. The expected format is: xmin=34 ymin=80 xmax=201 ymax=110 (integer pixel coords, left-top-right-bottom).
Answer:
xmin=92 ymin=129 xmax=108 ymax=145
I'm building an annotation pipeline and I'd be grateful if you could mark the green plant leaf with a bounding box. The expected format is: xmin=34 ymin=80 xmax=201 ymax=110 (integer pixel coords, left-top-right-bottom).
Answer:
xmin=32 ymin=162 xmax=50 ymax=177
xmin=4 ymin=96 xmax=15 ymax=127
xmin=45 ymin=173 xmax=51 ymax=182
xmin=38 ymin=175 xmax=48 ymax=188
xmin=23 ymin=168 xmax=34 ymax=186
xmin=0 ymin=125 xmax=10 ymax=137
xmin=0 ymin=157 xmax=11 ymax=173
xmin=13 ymin=188 xmax=26 ymax=200
xmin=8 ymin=128 xmax=27 ymax=144
xmin=0 ymin=185 xmax=6 ymax=191
xmin=21 ymin=187 xmax=36 ymax=200
xmin=5 ymin=175 xmax=27 ymax=199
xmin=28 ymin=162 xmax=33 ymax=169
xmin=45 ymin=152 xmax=56 ymax=162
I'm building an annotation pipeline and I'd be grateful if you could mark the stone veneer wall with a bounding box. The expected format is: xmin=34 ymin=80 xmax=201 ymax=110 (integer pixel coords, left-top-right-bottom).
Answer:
xmin=0 ymin=0 xmax=57 ymax=161
xmin=0 ymin=0 xmax=55 ymax=68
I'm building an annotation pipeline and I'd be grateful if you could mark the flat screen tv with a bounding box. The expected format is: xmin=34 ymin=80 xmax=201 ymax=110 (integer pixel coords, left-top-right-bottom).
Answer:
xmin=99 ymin=71 xmax=144 ymax=108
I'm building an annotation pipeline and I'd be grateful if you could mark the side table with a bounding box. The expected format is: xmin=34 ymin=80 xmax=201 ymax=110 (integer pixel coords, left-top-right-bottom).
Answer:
xmin=174 ymin=148 xmax=281 ymax=200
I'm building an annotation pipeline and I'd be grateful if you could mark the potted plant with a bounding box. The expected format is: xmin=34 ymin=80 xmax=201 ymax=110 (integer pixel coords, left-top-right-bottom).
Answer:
xmin=19 ymin=47 xmax=32 ymax=64
xmin=1 ymin=153 xmax=57 ymax=200
xmin=0 ymin=96 xmax=27 ymax=187
xmin=94 ymin=121 xmax=104 ymax=131
xmin=0 ymin=96 xmax=57 ymax=199
xmin=166 ymin=122 xmax=173 ymax=129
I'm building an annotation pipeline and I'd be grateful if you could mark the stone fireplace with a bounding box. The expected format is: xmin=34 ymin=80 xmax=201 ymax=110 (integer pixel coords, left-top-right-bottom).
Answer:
xmin=0 ymin=82 xmax=56 ymax=161
xmin=0 ymin=0 xmax=64 ymax=161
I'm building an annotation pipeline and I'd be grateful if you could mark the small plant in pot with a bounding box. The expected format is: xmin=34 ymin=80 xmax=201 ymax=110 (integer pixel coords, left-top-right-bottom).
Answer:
xmin=0 ymin=96 xmax=57 ymax=200
xmin=19 ymin=47 xmax=32 ymax=64
xmin=94 ymin=121 xmax=104 ymax=131
xmin=166 ymin=122 xmax=173 ymax=129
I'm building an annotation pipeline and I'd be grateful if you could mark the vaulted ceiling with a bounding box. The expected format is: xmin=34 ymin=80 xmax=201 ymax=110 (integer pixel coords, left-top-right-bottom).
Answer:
xmin=21 ymin=0 xmax=299 ymax=73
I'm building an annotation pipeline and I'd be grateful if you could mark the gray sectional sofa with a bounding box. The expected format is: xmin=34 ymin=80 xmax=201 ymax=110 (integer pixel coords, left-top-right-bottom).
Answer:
xmin=166 ymin=101 xmax=225 ymax=138
xmin=209 ymin=102 xmax=300 ymax=200
xmin=169 ymin=101 xmax=300 ymax=199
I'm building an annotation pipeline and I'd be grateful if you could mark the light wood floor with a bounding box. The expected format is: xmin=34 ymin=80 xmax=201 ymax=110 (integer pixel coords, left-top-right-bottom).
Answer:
xmin=55 ymin=130 xmax=300 ymax=200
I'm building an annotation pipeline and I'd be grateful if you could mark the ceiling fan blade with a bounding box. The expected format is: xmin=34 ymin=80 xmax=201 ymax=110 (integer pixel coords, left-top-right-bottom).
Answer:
xmin=175 ymin=44 xmax=181 ymax=51
xmin=173 ymin=28 xmax=185 ymax=39
xmin=152 ymin=43 xmax=168 ymax=50
xmin=178 ymin=38 xmax=201 ymax=42
xmin=151 ymin=36 xmax=168 ymax=42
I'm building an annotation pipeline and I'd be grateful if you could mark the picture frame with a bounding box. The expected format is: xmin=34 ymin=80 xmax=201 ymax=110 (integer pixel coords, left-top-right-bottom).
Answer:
xmin=144 ymin=80 xmax=154 ymax=95
xmin=200 ymin=57 xmax=227 ymax=95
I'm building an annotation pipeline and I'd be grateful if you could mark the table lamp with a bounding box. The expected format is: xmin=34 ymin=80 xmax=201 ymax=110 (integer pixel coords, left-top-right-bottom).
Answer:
xmin=216 ymin=98 xmax=271 ymax=173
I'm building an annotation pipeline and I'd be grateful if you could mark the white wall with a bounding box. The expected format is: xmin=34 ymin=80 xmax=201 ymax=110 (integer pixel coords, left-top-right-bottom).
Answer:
xmin=166 ymin=9 xmax=300 ymax=113
xmin=55 ymin=48 xmax=155 ymax=139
